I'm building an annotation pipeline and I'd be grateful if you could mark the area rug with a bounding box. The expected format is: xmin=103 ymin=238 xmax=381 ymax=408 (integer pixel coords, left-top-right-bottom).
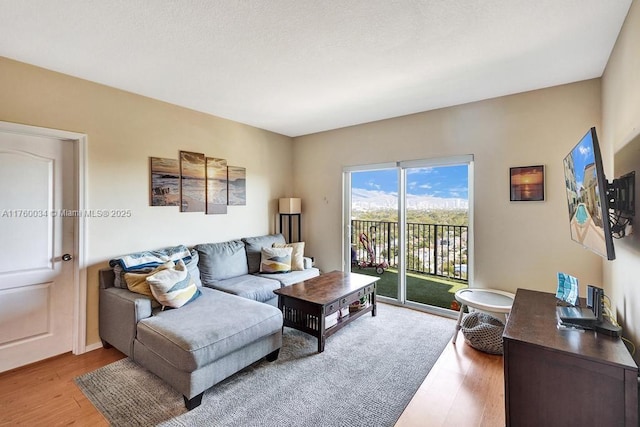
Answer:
xmin=75 ymin=303 xmax=454 ymax=427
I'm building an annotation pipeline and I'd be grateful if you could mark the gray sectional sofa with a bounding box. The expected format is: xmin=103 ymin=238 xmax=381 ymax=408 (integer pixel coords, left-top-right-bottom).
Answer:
xmin=196 ymin=233 xmax=320 ymax=306
xmin=99 ymin=233 xmax=320 ymax=410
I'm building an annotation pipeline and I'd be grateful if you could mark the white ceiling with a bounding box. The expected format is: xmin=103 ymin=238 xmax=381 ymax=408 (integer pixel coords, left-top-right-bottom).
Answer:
xmin=0 ymin=1 xmax=632 ymax=137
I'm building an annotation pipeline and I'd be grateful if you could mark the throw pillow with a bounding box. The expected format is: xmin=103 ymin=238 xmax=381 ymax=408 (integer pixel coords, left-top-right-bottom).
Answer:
xmin=242 ymin=234 xmax=287 ymax=274
xmin=124 ymin=261 xmax=174 ymax=298
xmin=260 ymin=247 xmax=293 ymax=274
xmin=114 ymin=264 xmax=154 ymax=289
xmin=186 ymin=248 xmax=202 ymax=287
xmin=146 ymin=259 xmax=201 ymax=309
xmin=273 ymin=242 xmax=305 ymax=271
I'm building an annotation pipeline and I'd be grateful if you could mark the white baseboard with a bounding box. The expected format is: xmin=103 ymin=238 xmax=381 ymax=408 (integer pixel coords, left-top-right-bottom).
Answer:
xmin=84 ymin=341 xmax=105 ymax=353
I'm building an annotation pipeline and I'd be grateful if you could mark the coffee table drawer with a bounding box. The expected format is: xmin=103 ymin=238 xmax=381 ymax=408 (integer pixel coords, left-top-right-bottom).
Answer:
xmin=340 ymin=284 xmax=376 ymax=307
xmin=325 ymin=300 xmax=340 ymax=314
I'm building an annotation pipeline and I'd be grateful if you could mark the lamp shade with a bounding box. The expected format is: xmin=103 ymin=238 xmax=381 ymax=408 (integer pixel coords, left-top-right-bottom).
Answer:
xmin=279 ymin=198 xmax=301 ymax=214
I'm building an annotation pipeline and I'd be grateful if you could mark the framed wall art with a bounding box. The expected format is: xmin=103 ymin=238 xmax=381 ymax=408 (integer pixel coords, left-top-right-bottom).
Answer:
xmin=179 ymin=151 xmax=206 ymax=212
xmin=150 ymin=157 xmax=180 ymax=206
xmin=227 ymin=166 xmax=246 ymax=206
xmin=206 ymin=157 xmax=228 ymax=214
xmin=510 ymin=165 xmax=545 ymax=202
xmin=150 ymin=151 xmax=247 ymax=213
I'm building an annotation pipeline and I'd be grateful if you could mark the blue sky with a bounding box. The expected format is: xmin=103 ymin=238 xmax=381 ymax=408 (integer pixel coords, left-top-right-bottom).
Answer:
xmin=352 ymin=165 xmax=469 ymax=199
xmin=569 ymin=130 xmax=596 ymax=188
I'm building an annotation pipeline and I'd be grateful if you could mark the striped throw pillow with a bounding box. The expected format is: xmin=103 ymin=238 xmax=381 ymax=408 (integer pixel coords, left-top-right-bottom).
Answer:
xmin=259 ymin=247 xmax=293 ymax=274
xmin=272 ymin=242 xmax=305 ymax=271
xmin=146 ymin=259 xmax=200 ymax=309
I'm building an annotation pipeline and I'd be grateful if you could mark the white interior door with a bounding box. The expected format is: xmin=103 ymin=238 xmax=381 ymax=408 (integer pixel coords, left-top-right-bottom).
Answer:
xmin=0 ymin=131 xmax=75 ymax=372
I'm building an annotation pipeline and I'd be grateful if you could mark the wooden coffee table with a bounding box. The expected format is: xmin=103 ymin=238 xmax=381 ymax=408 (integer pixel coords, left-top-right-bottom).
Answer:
xmin=273 ymin=271 xmax=379 ymax=353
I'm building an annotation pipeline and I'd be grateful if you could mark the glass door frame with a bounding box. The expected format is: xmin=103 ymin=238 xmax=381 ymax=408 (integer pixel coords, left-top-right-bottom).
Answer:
xmin=343 ymin=155 xmax=474 ymax=316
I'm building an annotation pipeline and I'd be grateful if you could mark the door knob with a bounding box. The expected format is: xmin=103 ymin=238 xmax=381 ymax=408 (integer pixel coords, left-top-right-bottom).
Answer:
xmin=62 ymin=254 xmax=73 ymax=262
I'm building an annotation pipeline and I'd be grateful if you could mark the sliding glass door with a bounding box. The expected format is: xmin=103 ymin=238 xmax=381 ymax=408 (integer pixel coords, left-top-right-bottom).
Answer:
xmin=345 ymin=164 xmax=399 ymax=301
xmin=402 ymin=162 xmax=470 ymax=310
xmin=344 ymin=156 xmax=473 ymax=313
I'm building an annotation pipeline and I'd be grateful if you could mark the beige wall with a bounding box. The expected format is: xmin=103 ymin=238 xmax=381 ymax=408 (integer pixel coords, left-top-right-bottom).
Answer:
xmin=602 ymin=0 xmax=640 ymax=362
xmin=0 ymin=57 xmax=294 ymax=346
xmin=294 ymin=80 xmax=604 ymax=296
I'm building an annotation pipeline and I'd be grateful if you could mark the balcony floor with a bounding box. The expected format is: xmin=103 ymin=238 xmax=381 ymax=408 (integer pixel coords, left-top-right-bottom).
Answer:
xmin=351 ymin=267 xmax=468 ymax=310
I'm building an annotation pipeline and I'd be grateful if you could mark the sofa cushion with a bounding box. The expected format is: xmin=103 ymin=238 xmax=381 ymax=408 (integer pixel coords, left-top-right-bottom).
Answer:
xmin=206 ymin=275 xmax=281 ymax=303
xmin=195 ymin=240 xmax=248 ymax=283
xmin=146 ymin=259 xmax=201 ymax=309
xmin=260 ymin=247 xmax=293 ymax=274
xmin=136 ymin=288 xmax=282 ymax=371
xmin=242 ymin=234 xmax=286 ymax=274
xmin=273 ymin=242 xmax=305 ymax=271
xmin=255 ymin=267 xmax=321 ymax=287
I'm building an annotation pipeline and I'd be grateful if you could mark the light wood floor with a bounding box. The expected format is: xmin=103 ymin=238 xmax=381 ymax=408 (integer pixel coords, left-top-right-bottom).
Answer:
xmin=0 ymin=338 xmax=504 ymax=426
xmin=395 ymin=339 xmax=505 ymax=427
xmin=0 ymin=347 xmax=125 ymax=426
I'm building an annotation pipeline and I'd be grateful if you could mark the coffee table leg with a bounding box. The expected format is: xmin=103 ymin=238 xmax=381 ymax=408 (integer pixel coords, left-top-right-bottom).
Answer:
xmin=371 ymin=290 xmax=377 ymax=317
xmin=318 ymin=307 xmax=325 ymax=353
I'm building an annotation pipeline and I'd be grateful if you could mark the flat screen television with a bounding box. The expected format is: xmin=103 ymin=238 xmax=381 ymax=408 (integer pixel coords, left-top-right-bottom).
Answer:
xmin=563 ymin=127 xmax=615 ymax=260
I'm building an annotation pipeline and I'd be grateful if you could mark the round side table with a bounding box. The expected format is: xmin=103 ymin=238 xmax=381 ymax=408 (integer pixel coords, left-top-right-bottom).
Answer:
xmin=452 ymin=288 xmax=515 ymax=344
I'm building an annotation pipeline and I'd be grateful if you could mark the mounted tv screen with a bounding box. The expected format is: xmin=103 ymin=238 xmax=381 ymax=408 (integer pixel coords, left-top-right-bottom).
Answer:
xmin=563 ymin=127 xmax=615 ymax=260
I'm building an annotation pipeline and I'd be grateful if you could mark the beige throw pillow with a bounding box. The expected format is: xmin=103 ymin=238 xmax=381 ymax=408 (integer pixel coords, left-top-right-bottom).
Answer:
xmin=273 ymin=242 xmax=305 ymax=271
xmin=124 ymin=261 xmax=174 ymax=298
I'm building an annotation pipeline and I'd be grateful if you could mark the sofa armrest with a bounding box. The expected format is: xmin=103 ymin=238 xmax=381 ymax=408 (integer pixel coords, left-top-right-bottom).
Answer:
xmin=99 ymin=286 xmax=153 ymax=357
xmin=303 ymin=256 xmax=314 ymax=269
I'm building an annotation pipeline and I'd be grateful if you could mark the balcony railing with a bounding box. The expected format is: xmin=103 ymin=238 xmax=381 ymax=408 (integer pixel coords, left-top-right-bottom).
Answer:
xmin=351 ymin=220 xmax=468 ymax=282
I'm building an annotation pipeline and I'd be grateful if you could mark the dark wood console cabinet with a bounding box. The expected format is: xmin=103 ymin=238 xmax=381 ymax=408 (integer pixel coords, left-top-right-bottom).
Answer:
xmin=503 ymin=289 xmax=638 ymax=426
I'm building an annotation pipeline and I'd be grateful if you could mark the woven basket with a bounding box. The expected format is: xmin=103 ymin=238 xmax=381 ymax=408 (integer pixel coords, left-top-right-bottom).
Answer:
xmin=461 ymin=311 xmax=505 ymax=355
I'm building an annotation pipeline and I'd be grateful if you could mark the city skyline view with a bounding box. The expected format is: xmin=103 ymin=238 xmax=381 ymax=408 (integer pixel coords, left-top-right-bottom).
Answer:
xmin=351 ymin=165 xmax=469 ymax=210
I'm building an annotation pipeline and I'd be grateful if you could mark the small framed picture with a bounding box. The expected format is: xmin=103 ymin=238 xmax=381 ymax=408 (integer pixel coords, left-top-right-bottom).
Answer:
xmin=510 ymin=165 xmax=545 ymax=201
